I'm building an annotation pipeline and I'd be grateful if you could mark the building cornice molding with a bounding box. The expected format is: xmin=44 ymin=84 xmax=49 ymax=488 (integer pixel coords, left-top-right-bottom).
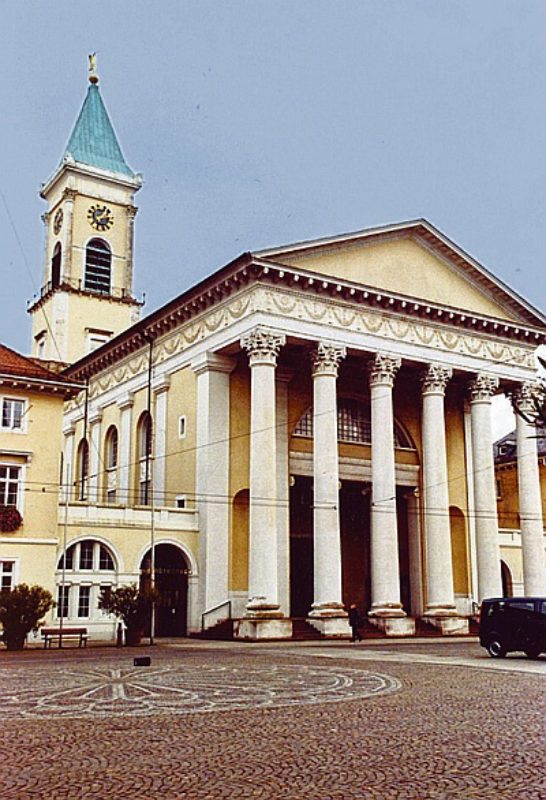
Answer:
xmin=66 ymin=261 xmax=545 ymax=384
xmin=70 ymin=280 xmax=539 ymax=400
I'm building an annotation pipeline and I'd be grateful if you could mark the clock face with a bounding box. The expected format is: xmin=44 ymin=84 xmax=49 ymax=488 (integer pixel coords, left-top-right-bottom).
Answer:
xmin=53 ymin=208 xmax=63 ymax=235
xmin=87 ymin=204 xmax=114 ymax=232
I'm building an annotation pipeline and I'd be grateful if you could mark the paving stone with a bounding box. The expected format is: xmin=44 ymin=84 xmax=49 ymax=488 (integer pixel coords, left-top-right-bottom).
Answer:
xmin=0 ymin=643 xmax=544 ymax=799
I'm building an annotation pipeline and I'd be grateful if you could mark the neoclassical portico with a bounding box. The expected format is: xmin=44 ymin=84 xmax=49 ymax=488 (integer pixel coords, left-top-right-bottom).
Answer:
xmin=226 ymin=319 xmax=520 ymax=639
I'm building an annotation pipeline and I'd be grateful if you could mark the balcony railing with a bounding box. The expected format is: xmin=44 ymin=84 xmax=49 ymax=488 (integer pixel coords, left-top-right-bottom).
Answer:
xmin=60 ymin=501 xmax=198 ymax=532
xmin=28 ymin=278 xmax=144 ymax=308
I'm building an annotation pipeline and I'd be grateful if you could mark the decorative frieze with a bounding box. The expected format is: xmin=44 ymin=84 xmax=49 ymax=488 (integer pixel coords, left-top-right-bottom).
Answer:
xmin=310 ymin=342 xmax=346 ymax=377
xmin=368 ymin=353 xmax=401 ymax=387
xmin=72 ymin=285 xmax=537 ymax=400
xmin=241 ymin=327 xmax=286 ymax=367
xmin=421 ymin=364 xmax=453 ymax=395
xmin=468 ymin=374 xmax=499 ymax=403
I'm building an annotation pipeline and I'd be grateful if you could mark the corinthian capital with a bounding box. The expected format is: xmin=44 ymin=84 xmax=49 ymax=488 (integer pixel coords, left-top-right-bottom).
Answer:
xmin=468 ymin=373 xmax=499 ymax=403
xmin=421 ymin=364 xmax=453 ymax=395
xmin=241 ymin=327 xmax=286 ymax=367
xmin=368 ymin=353 xmax=401 ymax=388
xmin=511 ymin=381 xmax=545 ymax=417
xmin=310 ymin=342 xmax=346 ymax=377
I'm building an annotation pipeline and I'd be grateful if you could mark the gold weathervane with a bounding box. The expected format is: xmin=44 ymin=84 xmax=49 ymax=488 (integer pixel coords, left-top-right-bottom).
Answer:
xmin=88 ymin=53 xmax=99 ymax=84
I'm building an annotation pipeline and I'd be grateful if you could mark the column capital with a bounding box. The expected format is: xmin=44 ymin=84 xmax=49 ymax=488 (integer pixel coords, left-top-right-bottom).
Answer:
xmin=310 ymin=342 xmax=346 ymax=377
xmin=241 ymin=327 xmax=286 ymax=367
xmin=368 ymin=353 xmax=401 ymax=388
xmin=88 ymin=408 xmax=103 ymax=426
xmin=116 ymin=391 xmax=135 ymax=411
xmin=511 ymin=380 xmax=544 ymax=416
xmin=468 ymin=373 xmax=499 ymax=403
xmin=62 ymin=187 xmax=78 ymax=202
xmin=421 ymin=363 xmax=453 ymax=395
xmin=63 ymin=423 xmax=76 ymax=437
xmin=191 ymin=352 xmax=237 ymax=376
xmin=152 ymin=374 xmax=171 ymax=395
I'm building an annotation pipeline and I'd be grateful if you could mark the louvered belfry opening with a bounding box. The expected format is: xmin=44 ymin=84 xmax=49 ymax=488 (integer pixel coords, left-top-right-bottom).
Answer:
xmin=85 ymin=238 xmax=111 ymax=294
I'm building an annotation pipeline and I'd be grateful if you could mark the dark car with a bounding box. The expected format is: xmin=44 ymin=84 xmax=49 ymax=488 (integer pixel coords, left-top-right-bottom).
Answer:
xmin=479 ymin=597 xmax=546 ymax=659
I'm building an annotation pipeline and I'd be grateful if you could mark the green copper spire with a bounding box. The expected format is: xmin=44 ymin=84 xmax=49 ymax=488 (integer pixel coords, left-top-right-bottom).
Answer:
xmin=63 ymin=77 xmax=135 ymax=178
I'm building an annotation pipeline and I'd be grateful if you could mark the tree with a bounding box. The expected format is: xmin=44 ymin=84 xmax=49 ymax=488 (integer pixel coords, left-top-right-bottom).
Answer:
xmin=98 ymin=584 xmax=156 ymax=645
xmin=0 ymin=583 xmax=54 ymax=650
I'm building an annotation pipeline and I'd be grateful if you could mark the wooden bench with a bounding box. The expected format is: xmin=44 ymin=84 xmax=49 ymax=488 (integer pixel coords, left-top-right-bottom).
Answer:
xmin=41 ymin=627 xmax=88 ymax=649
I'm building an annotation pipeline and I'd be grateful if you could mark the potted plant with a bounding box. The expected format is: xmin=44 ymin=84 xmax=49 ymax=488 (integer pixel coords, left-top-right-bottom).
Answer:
xmin=0 ymin=583 xmax=54 ymax=650
xmin=0 ymin=505 xmax=23 ymax=533
xmin=98 ymin=584 xmax=156 ymax=646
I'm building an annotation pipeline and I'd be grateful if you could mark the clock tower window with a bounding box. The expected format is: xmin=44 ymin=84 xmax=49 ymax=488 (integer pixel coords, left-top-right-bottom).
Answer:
xmin=85 ymin=238 xmax=112 ymax=294
xmin=51 ymin=242 xmax=62 ymax=289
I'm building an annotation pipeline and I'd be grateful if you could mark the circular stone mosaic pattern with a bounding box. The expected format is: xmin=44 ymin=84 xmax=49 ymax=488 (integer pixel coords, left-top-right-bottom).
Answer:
xmin=1 ymin=661 xmax=401 ymax=719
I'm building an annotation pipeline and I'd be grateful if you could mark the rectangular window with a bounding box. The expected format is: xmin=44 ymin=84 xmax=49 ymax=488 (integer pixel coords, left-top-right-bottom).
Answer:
xmin=1 ymin=399 xmax=25 ymax=431
xmin=0 ymin=561 xmax=14 ymax=591
xmin=175 ymin=495 xmax=186 ymax=509
xmin=77 ymin=586 xmax=91 ymax=618
xmin=178 ymin=415 xmax=187 ymax=439
xmin=0 ymin=465 xmax=21 ymax=507
xmin=57 ymin=585 xmax=69 ymax=618
xmin=79 ymin=541 xmax=94 ymax=570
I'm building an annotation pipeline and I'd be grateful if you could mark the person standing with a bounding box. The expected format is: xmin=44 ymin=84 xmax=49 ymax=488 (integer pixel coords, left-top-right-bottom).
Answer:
xmin=348 ymin=604 xmax=362 ymax=642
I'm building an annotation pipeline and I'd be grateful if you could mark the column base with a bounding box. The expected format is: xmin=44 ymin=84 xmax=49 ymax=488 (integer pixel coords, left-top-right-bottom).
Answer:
xmin=421 ymin=615 xmax=469 ymax=636
xmin=306 ymin=616 xmax=351 ymax=637
xmin=369 ymin=615 xmax=415 ymax=637
xmin=245 ymin=596 xmax=282 ymax=616
xmin=234 ymin=618 xmax=293 ymax=640
xmin=369 ymin=603 xmax=406 ymax=619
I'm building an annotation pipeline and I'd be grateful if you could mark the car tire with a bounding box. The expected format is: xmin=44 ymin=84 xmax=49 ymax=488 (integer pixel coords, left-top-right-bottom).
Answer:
xmin=486 ymin=637 xmax=506 ymax=658
xmin=524 ymin=646 xmax=541 ymax=659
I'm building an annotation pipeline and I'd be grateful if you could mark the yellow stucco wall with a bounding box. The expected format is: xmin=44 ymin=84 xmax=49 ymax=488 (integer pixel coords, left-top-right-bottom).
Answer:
xmin=496 ymin=462 xmax=546 ymax=530
xmin=164 ymin=366 xmax=197 ymax=508
xmin=0 ymin=387 xmax=66 ymax=599
xmin=276 ymin=237 xmax=519 ymax=321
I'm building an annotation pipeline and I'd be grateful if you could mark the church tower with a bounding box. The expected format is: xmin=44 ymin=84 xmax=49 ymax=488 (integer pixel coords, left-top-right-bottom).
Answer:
xmin=29 ymin=59 xmax=142 ymax=364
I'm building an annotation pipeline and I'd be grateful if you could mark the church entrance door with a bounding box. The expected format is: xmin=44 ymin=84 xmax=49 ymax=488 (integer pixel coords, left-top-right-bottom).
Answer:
xmin=140 ymin=544 xmax=189 ymax=637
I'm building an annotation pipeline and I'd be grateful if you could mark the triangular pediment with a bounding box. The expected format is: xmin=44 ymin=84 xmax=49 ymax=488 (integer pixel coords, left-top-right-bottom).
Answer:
xmin=255 ymin=220 xmax=546 ymax=327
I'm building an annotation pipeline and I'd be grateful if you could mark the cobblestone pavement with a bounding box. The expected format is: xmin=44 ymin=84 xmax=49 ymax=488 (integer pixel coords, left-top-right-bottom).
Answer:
xmin=1 ymin=642 xmax=544 ymax=799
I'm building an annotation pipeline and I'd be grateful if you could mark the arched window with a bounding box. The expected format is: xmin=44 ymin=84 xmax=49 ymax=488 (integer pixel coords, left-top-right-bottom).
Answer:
xmin=137 ymin=412 xmax=153 ymax=505
xmin=105 ymin=426 xmax=118 ymax=504
xmin=293 ymin=398 xmax=415 ymax=449
xmin=85 ymin=238 xmax=111 ymax=294
xmin=51 ymin=242 xmax=62 ymax=289
xmin=56 ymin=539 xmax=117 ymax=620
xmin=76 ymin=439 xmax=89 ymax=501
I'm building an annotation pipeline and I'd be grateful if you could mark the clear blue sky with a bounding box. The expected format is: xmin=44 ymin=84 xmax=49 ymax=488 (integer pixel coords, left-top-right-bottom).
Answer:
xmin=2 ymin=0 xmax=546 ymax=375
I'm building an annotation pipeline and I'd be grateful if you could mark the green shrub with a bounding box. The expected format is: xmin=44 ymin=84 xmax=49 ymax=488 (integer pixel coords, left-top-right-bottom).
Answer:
xmin=0 ymin=583 xmax=54 ymax=650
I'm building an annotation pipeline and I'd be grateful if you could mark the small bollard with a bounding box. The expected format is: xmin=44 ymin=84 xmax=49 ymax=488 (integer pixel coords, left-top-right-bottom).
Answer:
xmin=134 ymin=656 xmax=151 ymax=667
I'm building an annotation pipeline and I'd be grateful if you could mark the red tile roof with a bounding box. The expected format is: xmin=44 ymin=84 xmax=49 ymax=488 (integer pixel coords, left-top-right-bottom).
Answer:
xmin=0 ymin=343 xmax=71 ymax=383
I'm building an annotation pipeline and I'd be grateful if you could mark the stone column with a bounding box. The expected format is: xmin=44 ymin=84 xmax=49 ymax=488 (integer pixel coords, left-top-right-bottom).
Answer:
xmin=307 ymin=342 xmax=350 ymax=636
xmin=192 ymin=353 xmax=235 ymax=629
xmin=276 ymin=368 xmax=293 ymax=617
xmin=368 ymin=353 xmax=414 ymax=635
xmin=62 ymin=188 xmax=77 ymax=283
xmin=513 ymin=382 xmax=546 ymax=595
xmin=468 ymin=374 xmax=502 ymax=601
xmin=152 ymin=375 xmax=170 ymax=507
xmin=125 ymin=205 xmax=138 ymax=295
xmin=421 ymin=365 xmax=466 ymax=633
xmin=236 ymin=327 xmax=292 ymax=640
xmin=62 ymin=423 xmax=76 ymax=503
xmin=116 ymin=392 xmax=134 ymax=506
xmin=88 ymin=409 xmax=103 ymax=504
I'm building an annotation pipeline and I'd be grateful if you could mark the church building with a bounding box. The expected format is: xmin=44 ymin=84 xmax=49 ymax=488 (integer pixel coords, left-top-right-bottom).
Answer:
xmin=18 ymin=66 xmax=546 ymax=640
